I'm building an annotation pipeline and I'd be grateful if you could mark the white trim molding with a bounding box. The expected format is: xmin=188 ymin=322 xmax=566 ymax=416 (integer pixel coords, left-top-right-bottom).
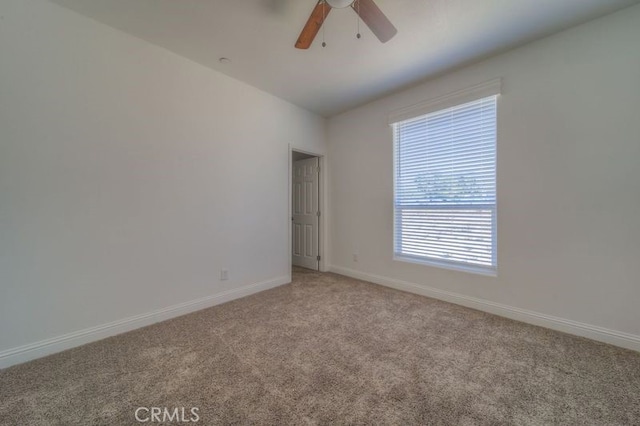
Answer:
xmin=388 ymin=78 xmax=502 ymax=125
xmin=0 ymin=276 xmax=290 ymax=369
xmin=330 ymin=265 xmax=640 ymax=352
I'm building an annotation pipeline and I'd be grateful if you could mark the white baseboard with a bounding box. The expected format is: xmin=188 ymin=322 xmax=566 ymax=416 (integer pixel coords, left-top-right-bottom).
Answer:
xmin=330 ymin=265 xmax=640 ymax=352
xmin=0 ymin=275 xmax=290 ymax=369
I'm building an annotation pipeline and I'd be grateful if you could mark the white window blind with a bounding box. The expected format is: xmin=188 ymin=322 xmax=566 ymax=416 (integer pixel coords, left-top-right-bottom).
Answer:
xmin=392 ymin=95 xmax=497 ymax=274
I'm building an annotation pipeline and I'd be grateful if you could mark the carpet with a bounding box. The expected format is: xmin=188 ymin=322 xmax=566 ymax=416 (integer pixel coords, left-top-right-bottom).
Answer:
xmin=1 ymin=268 xmax=639 ymax=425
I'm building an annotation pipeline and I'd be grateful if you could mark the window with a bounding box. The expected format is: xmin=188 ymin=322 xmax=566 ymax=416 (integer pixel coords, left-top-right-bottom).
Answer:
xmin=392 ymin=94 xmax=497 ymax=275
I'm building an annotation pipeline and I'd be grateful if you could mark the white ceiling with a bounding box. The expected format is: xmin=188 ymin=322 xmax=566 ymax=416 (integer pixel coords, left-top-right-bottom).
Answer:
xmin=51 ymin=0 xmax=639 ymax=117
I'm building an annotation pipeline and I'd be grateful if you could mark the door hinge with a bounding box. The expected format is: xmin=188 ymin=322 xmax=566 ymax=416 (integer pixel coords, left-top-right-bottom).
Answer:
xmin=316 ymin=211 xmax=321 ymax=217
xmin=317 ymin=255 xmax=321 ymax=261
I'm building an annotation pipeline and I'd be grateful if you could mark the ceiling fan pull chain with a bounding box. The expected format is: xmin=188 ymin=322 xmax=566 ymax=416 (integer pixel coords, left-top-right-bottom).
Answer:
xmin=322 ymin=1 xmax=327 ymax=47
xmin=356 ymin=0 xmax=361 ymax=39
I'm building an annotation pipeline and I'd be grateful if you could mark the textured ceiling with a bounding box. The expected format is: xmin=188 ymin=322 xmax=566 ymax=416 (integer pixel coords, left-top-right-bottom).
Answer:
xmin=51 ymin=0 xmax=639 ymax=117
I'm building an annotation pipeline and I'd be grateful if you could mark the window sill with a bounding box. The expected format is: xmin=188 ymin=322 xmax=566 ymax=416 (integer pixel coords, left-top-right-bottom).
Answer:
xmin=393 ymin=255 xmax=497 ymax=277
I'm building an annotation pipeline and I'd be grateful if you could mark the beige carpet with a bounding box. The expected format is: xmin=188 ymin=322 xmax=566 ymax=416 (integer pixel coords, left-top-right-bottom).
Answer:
xmin=1 ymin=268 xmax=639 ymax=425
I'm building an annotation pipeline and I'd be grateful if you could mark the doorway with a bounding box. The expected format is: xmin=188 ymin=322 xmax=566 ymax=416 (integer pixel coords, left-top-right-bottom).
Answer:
xmin=291 ymin=149 xmax=322 ymax=272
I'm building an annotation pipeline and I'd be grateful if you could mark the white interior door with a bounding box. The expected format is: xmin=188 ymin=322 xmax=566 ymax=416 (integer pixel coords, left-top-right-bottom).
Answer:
xmin=292 ymin=157 xmax=319 ymax=270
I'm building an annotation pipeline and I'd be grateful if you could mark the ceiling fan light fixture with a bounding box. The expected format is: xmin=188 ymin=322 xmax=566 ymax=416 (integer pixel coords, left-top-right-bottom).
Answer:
xmin=326 ymin=0 xmax=354 ymax=9
xmin=295 ymin=0 xmax=396 ymax=49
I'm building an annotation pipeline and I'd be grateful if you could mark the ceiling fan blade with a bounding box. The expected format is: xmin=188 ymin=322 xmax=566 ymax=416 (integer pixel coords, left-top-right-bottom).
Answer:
xmin=352 ymin=0 xmax=397 ymax=43
xmin=295 ymin=1 xmax=331 ymax=49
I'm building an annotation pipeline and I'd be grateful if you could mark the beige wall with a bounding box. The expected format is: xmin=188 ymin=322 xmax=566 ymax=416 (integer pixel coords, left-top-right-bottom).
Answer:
xmin=327 ymin=5 xmax=640 ymax=347
xmin=0 ymin=0 xmax=326 ymax=365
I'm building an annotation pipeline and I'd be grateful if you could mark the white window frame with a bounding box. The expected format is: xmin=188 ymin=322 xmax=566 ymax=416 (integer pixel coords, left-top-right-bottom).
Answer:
xmin=389 ymin=79 xmax=501 ymax=276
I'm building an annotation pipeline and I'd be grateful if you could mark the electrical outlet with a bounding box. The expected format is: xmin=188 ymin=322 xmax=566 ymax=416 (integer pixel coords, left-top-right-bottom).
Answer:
xmin=353 ymin=253 xmax=358 ymax=262
xmin=220 ymin=269 xmax=229 ymax=281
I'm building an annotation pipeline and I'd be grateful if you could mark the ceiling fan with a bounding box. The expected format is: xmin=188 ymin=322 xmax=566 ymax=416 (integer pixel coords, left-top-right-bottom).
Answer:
xmin=295 ymin=0 xmax=397 ymax=49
